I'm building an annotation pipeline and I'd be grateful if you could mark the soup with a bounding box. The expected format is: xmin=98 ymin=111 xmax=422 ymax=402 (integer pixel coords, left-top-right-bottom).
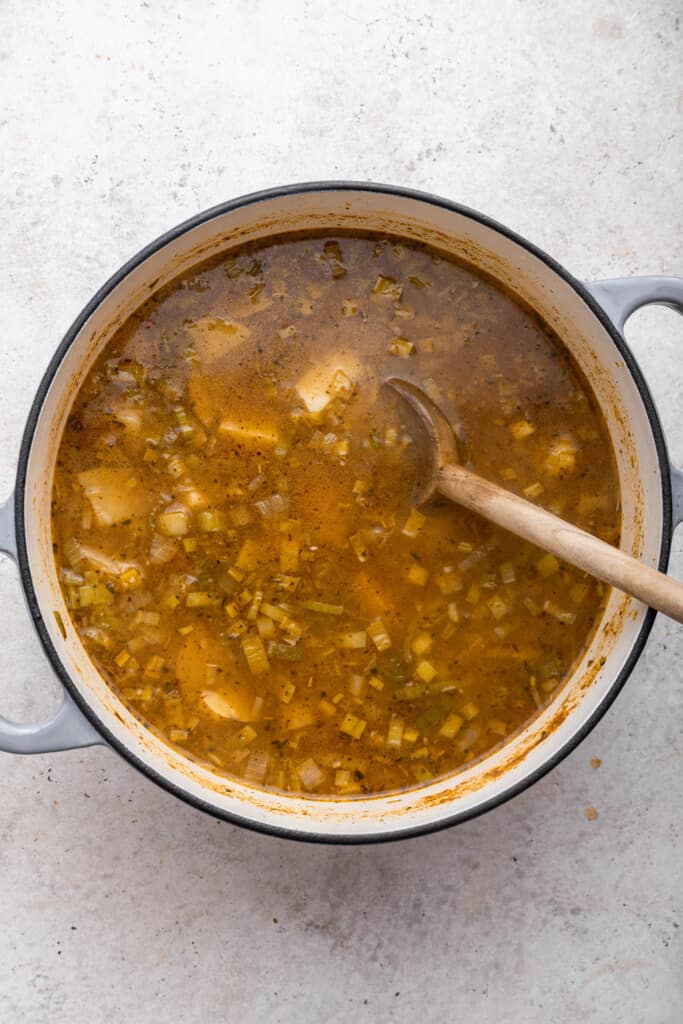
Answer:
xmin=51 ymin=233 xmax=620 ymax=796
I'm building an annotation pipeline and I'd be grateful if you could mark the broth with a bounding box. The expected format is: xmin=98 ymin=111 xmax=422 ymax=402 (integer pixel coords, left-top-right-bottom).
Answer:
xmin=51 ymin=233 xmax=620 ymax=795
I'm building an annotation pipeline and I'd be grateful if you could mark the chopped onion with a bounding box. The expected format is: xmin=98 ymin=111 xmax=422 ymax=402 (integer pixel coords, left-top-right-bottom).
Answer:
xmin=243 ymin=751 xmax=268 ymax=784
xmin=150 ymin=532 xmax=178 ymax=565
xmin=543 ymin=600 xmax=576 ymax=625
xmin=256 ymin=493 xmax=289 ymax=519
xmin=411 ymin=631 xmax=433 ymax=656
xmin=487 ymin=595 xmax=509 ymax=621
xmin=341 ymin=631 xmax=367 ymax=650
xmin=298 ymin=758 xmax=324 ymax=791
xmin=157 ymin=503 xmax=191 ymax=537
xmin=387 ymin=714 xmax=405 ymax=748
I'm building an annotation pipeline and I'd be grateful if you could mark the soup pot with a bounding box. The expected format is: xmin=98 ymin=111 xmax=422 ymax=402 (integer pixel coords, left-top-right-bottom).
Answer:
xmin=1 ymin=182 xmax=682 ymax=843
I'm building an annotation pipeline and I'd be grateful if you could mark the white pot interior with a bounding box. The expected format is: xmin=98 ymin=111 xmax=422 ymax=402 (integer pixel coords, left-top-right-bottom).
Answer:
xmin=22 ymin=187 xmax=664 ymax=839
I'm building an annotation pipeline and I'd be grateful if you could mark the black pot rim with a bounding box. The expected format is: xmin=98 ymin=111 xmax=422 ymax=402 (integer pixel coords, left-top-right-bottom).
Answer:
xmin=13 ymin=180 xmax=673 ymax=845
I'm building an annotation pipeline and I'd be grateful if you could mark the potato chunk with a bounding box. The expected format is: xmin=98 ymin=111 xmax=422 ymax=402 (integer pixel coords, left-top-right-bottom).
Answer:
xmin=295 ymin=354 xmax=360 ymax=415
xmin=188 ymin=318 xmax=251 ymax=367
xmin=77 ymin=467 xmax=150 ymax=527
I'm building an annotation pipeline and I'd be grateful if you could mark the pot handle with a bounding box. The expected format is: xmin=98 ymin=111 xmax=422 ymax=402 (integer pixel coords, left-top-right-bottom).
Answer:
xmin=586 ymin=276 xmax=683 ymax=527
xmin=0 ymin=493 xmax=103 ymax=753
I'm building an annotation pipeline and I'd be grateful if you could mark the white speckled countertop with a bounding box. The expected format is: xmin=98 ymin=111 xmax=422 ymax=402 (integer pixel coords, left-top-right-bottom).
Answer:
xmin=1 ymin=2 xmax=681 ymax=1021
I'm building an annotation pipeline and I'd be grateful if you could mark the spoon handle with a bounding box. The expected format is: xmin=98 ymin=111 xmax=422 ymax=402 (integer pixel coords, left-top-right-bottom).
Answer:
xmin=437 ymin=463 xmax=683 ymax=623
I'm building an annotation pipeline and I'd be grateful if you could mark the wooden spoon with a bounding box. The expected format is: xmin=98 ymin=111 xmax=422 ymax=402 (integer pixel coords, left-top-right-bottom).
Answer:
xmin=387 ymin=377 xmax=683 ymax=624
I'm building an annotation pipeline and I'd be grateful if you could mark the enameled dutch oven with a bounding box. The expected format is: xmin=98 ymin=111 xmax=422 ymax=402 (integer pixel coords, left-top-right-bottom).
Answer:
xmin=1 ymin=183 xmax=682 ymax=843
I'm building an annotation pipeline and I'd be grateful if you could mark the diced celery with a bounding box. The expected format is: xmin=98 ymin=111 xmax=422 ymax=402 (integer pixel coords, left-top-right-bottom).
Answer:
xmin=269 ymin=642 xmax=303 ymax=662
xmin=536 ymin=553 xmax=560 ymax=578
xmin=340 ymin=713 xmax=367 ymax=739
xmin=261 ymin=602 xmax=286 ymax=623
xmin=241 ymin=634 xmax=270 ymax=675
xmin=167 ymin=454 xmax=186 ymax=478
xmin=280 ymin=537 xmax=300 ymax=573
xmin=236 ymin=539 xmax=260 ymax=572
xmin=272 ymin=574 xmax=300 ymax=592
xmin=135 ymin=610 xmax=160 ymax=627
xmin=407 ymin=563 xmax=428 ymax=586
xmin=544 ymin=438 xmax=577 ymax=476
xmin=118 ymin=567 xmax=142 ymax=591
xmin=237 ymin=725 xmax=257 ymax=744
xmin=415 ymin=660 xmax=437 ymax=683
xmin=367 ymin=618 xmax=391 ymax=651
xmin=509 ymin=420 xmax=535 ymax=440
xmin=372 ymin=275 xmax=403 ymax=300
xmin=402 ymin=508 xmax=426 ymax=538
xmin=435 ymin=570 xmax=462 ymax=595
xmin=300 ymin=600 xmax=344 ymax=616
xmin=439 ymin=712 xmax=464 ymax=739
xmin=394 ymin=683 xmax=426 ymax=700
xmin=218 ymin=419 xmax=281 ymax=448
xmin=348 ymin=674 xmax=367 ymax=697
xmin=144 ymin=655 xmax=165 ymax=678
xmin=279 ymin=682 xmax=296 ymax=704
xmin=186 ymin=591 xmax=221 ymax=608
xmin=388 ymin=337 xmax=414 ymax=358
xmin=523 ymin=481 xmax=544 ymax=500
xmin=349 ymin=532 xmax=370 ymax=563
xmin=570 ymin=583 xmax=590 ymax=605
xmin=461 ymin=701 xmax=479 ymax=720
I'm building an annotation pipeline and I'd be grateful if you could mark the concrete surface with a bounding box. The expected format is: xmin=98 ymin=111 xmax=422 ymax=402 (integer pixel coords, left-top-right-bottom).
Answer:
xmin=0 ymin=1 xmax=681 ymax=1021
